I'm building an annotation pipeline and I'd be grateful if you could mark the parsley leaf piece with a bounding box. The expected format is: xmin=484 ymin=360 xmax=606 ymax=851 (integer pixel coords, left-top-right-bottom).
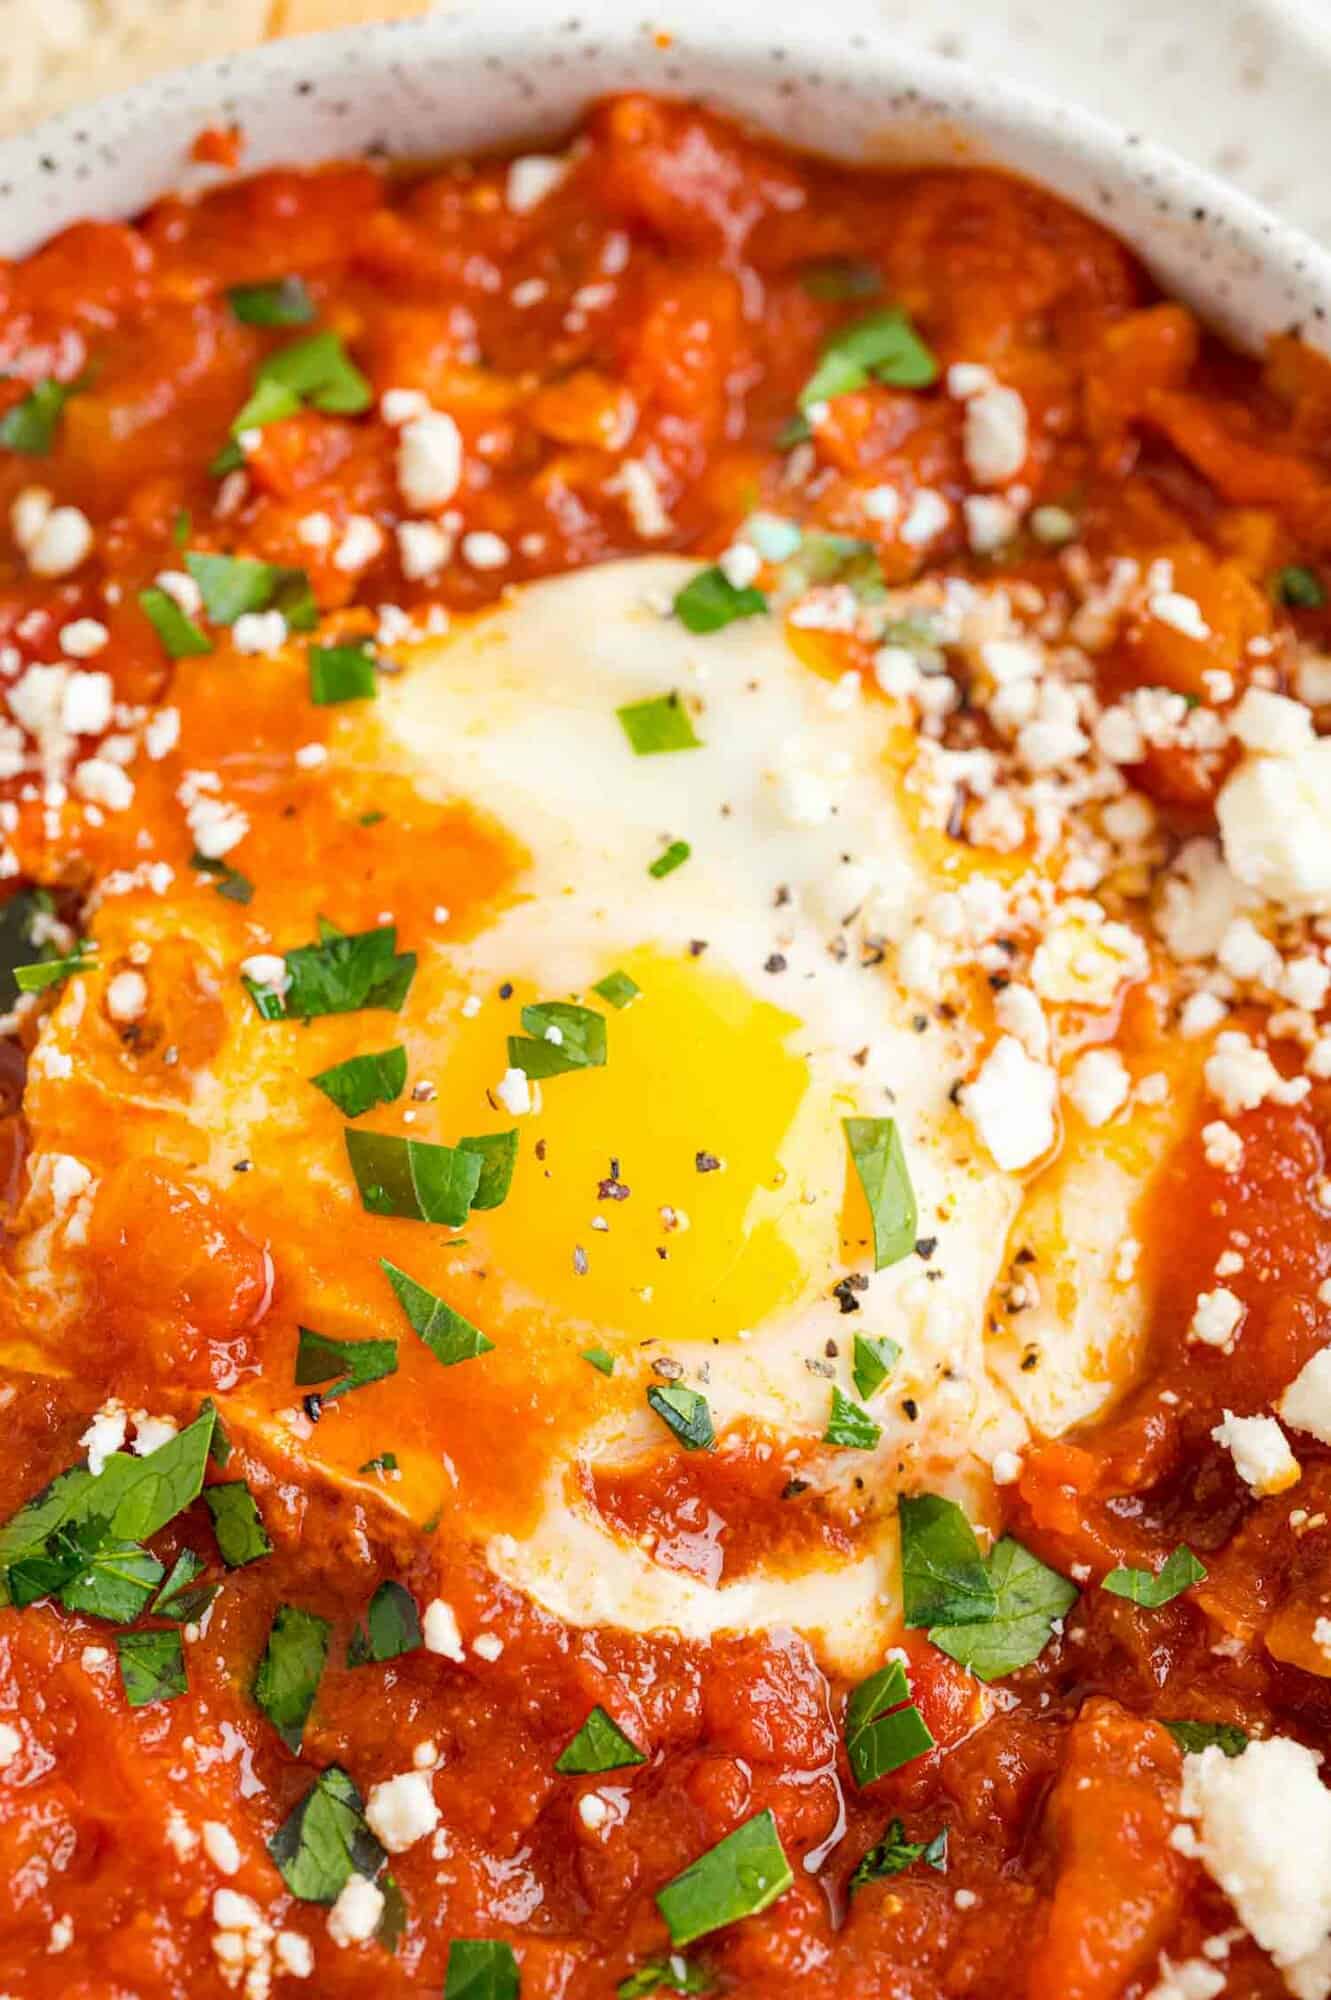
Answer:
xmin=649 ymin=839 xmax=691 ymax=879
xmin=13 ymin=944 xmax=96 ymax=994
xmin=647 ymin=1384 xmax=714 ymax=1452
xmin=202 ymin=1398 xmax=231 ymax=1468
xmin=7 ymin=1520 xmax=99 ymax=1607
xmin=851 ymin=1333 xmax=900 ymax=1402
xmin=258 ymin=329 xmax=372 ymax=415
xmin=849 ymin=1817 xmax=947 ymax=1891
xmin=203 ymin=1483 xmax=273 ymax=1568
xmin=228 ymin=276 xmax=317 ymax=327
xmin=801 ymin=259 xmax=882 ymax=302
xmin=0 ymin=377 xmax=71 ymax=454
xmin=0 ymin=888 xmax=52 ymax=1010
xmin=618 ymin=1962 xmax=713 ymax=1998
xmin=96 ymin=1411 xmax=218 ymax=1543
xmin=1163 ymin=1720 xmax=1248 ymax=1758
xmin=930 ymin=1538 xmax=1078 ymax=1681
xmin=250 ymin=924 xmax=416 ymax=1021
xmin=60 ymin=1538 xmax=164 ymax=1624
xmin=117 ymin=1628 xmax=188 ymax=1707
xmin=617 ymin=692 xmax=702 ymax=755
xmin=445 ymin=1940 xmax=520 ymax=2000
xmin=843 ymin=1117 xmax=916 ymax=1271
xmin=152 ymin=1548 xmax=217 ymax=1624
xmin=507 ymin=1000 xmax=607 ymax=1081
xmin=346 ymin=1129 xmax=482 ymax=1225
xmin=824 ymin=1386 xmax=881 ymax=1450
xmin=191 ymin=852 xmax=254 ymax=904
xmin=898 ymin=1493 xmax=997 ymax=1630
xmin=555 ymin=1705 xmax=647 ymax=1775
xmin=656 ymin=1809 xmax=793 ymax=1948
xmin=457 ymin=1130 xmax=518 ymax=1211
xmin=309 ymin=641 xmax=377 ymax=705
xmin=295 ymin=1326 xmax=397 ymax=1402
xmin=593 ymin=969 xmax=641 ymax=1009
xmin=1102 ymin=1545 xmax=1206 ymax=1608
xmin=1275 ymin=564 xmax=1325 ymax=609
xmin=218 ymin=378 xmax=303 ymax=459
xmin=844 ymin=1661 xmax=935 ymax=1786
xmin=139 ymin=584 xmax=212 ymax=658
xmin=673 ymin=567 xmax=767 ymax=634
xmin=581 ymin=1346 xmax=615 ymax=1376
xmin=255 ymin=1603 xmax=331 ymax=1751
xmin=380 ymin=1258 xmax=493 ymax=1366
xmin=798 ymin=307 xmax=938 ymax=411
xmin=184 ymin=550 xmax=316 ymax=630
xmin=348 ymin=1580 xmax=422 ymax=1666
xmin=269 ymin=1765 xmax=385 ymax=1903
xmin=310 ymin=1046 xmax=407 ymax=1119
xmin=359 ymin=1451 xmax=399 ymax=1477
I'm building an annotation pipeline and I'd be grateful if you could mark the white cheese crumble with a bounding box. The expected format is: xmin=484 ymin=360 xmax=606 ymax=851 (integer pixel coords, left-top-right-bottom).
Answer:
xmin=0 ymin=1722 xmax=22 ymax=1767
xmin=1279 ymin=1348 xmax=1331 ymax=1445
xmin=506 ymin=154 xmax=570 ymax=214
xmin=1188 ymin=1287 xmax=1243 ymax=1353
xmin=1211 ymin=1409 xmax=1300 ymax=1495
xmin=326 ymin=1874 xmax=384 ymax=1948
xmin=397 ymin=411 xmax=463 ymax=512
xmin=79 ymin=1400 xmax=127 ymax=1476
xmin=965 ymin=1036 xmax=1057 ymax=1173
xmin=422 ymin=1596 xmax=465 ymax=1661
xmin=962 ymin=384 xmax=1028 ymax=487
xmin=493 ymin=1067 xmax=532 ymax=1116
xmin=364 ymin=1770 xmax=440 ymax=1854
xmin=1064 ymin=1048 xmax=1130 ymax=1128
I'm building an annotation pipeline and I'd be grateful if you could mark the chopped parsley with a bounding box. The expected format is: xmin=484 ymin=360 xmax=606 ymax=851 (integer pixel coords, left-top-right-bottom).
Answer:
xmin=215 ymin=327 xmax=372 ymax=469
xmin=593 ymin=969 xmax=641 ymax=1009
xmin=346 ymin=1129 xmax=482 ymax=1225
xmin=359 ymin=1452 xmax=399 ymax=1477
xmin=843 ymin=1117 xmax=916 ymax=1271
xmin=228 ymin=276 xmax=317 ymax=327
xmin=1102 ymin=1545 xmax=1206 ymax=1607
xmin=1163 ymin=1720 xmax=1248 ymax=1758
xmin=798 ymin=306 xmax=938 ymax=411
xmin=246 ymin=923 xmax=416 ymax=1021
xmin=458 ymin=1129 xmax=518 ymax=1210
xmin=254 ymin=1604 xmax=330 ymax=1750
xmin=929 ymin=1537 xmax=1078 ymax=1681
xmin=309 ymin=640 xmax=378 ymax=705
xmin=851 ymin=1333 xmax=899 ymax=1402
xmin=618 ymin=1962 xmax=712 ymax=1998
xmin=381 ymin=1258 xmax=493 ymax=1366
xmin=673 ymin=567 xmax=767 ymax=634
xmin=647 ymin=1384 xmax=714 ymax=1452
xmin=0 ymin=888 xmax=53 ymax=1009
xmin=152 ymin=1548 xmax=216 ymax=1624
xmin=348 ymin=1580 xmax=422 ymax=1666
xmin=581 ymin=1346 xmax=615 ymax=1376
xmin=116 ymin=1628 xmax=187 ymax=1708
xmin=823 ymin=1386 xmax=881 ymax=1450
xmin=139 ymin=584 xmax=212 ymax=658
xmin=310 ymin=1046 xmax=407 ymax=1118
xmin=617 ymin=692 xmax=702 ymax=755
xmin=0 ymin=377 xmax=73 ymax=454
xmin=1275 ymin=564 xmax=1325 ymax=609
xmin=844 ymin=1660 xmax=934 ymax=1786
xmin=445 ymin=1941 xmax=520 ymax=2000
xmin=184 ymin=550 xmax=316 ymax=631
xmin=269 ymin=1765 xmax=385 ymax=1903
xmin=202 ymin=1482 xmax=273 ymax=1568
xmin=850 ymin=1817 xmax=947 ymax=1891
xmin=192 ymin=852 xmax=254 ymax=903
xmin=656 ymin=1810 xmax=792 ymax=1948
xmin=295 ymin=1325 xmax=398 ymax=1401
xmin=555 ymin=1705 xmax=647 ymax=1775
xmin=649 ymin=839 xmax=691 ymax=879
xmin=507 ymin=1000 xmax=607 ymax=1080
xmin=13 ymin=942 xmax=97 ymax=995
xmin=60 ymin=1539 xmax=163 ymax=1624
xmin=899 ymin=1493 xmax=997 ymax=1629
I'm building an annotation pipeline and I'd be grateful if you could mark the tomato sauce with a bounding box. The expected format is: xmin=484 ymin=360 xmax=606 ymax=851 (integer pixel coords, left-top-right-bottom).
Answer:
xmin=1 ymin=93 xmax=1331 ymax=2000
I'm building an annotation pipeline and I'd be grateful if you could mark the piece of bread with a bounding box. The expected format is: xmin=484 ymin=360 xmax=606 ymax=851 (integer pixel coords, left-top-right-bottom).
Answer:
xmin=0 ymin=0 xmax=430 ymax=139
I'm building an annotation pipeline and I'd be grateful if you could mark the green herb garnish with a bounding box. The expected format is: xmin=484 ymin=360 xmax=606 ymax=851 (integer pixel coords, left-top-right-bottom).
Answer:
xmin=507 ymin=1000 xmax=607 ymax=1080
xmin=381 ymin=1259 xmax=493 ymax=1367
xmin=851 ymin=1333 xmax=899 ymax=1402
xmin=246 ymin=923 xmax=415 ymax=1021
xmin=310 ymin=1046 xmax=407 ymax=1118
xmin=309 ymin=641 xmax=377 ymax=705
xmin=929 ymin=1537 xmax=1078 ymax=1681
xmin=646 ymin=1384 xmax=714 ymax=1452
xmin=228 ymin=276 xmax=317 ymax=327
xmin=798 ymin=307 xmax=937 ymax=410
xmin=843 ymin=1118 xmax=916 ymax=1271
xmin=295 ymin=1326 xmax=398 ymax=1401
xmin=0 ymin=377 xmax=72 ymax=454
xmin=152 ymin=1548 xmax=217 ymax=1624
xmin=116 ymin=1628 xmax=187 ymax=1707
xmin=617 ymin=692 xmax=702 ymax=755
xmin=139 ymin=584 xmax=212 ymax=658
xmin=899 ymin=1493 xmax=997 ymax=1630
xmin=191 ymin=852 xmax=254 ymax=903
xmin=824 ymin=1386 xmax=881 ymax=1450
xmin=581 ymin=1346 xmax=615 ymax=1376
xmin=844 ymin=1660 xmax=934 ymax=1786
xmin=1275 ymin=564 xmax=1325 ymax=609
xmin=348 ymin=1580 xmax=421 ymax=1666
xmin=1102 ymin=1545 xmax=1206 ymax=1607
xmin=255 ymin=1603 xmax=330 ymax=1750
xmin=269 ymin=1765 xmax=385 ymax=1903
xmin=445 ymin=1941 xmax=520 ymax=2000
xmin=849 ymin=1817 xmax=947 ymax=1891
xmin=649 ymin=840 xmax=691 ymax=879
xmin=618 ymin=1962 xmax=712 ymax=1998
xmin=13 ymin=943 xmax=96 ymax=994
xmin=656 ymin=1810 xmax=792 ymax=1948
xmin=202 ymin=1482 xmax=273 ymax=1568
xmin=555 ymin=1705 xmax=646 ymax=1775
xmin=346 ymin=1129 xmax=481 ymax=1225
xmin=1162 ymin=1720 xmax=1247 ymax=1758
xmin=673 ymin=567 xmax=767 ymax=635
xmin=60 ymin=1539 xmax=163 ymax=1624
xmin=184 ymin=551 xmax=316 ymax=631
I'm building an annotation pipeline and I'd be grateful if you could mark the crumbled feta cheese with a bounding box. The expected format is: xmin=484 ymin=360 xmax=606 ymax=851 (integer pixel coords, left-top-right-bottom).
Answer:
xmin=333 ymin=515 xmax=384 ymax=574
xmin=899 ymin=489 xmax=949 ymax=547
xmin=1179 ymin=1736 xmax=1331 ymax=1988
xmin=1201 ymin=1121 xmax=1243 ymax=1173
xmin=50 ymin=1155 xmax=92 ymax=1209
xmin=231 ymin=610 xmax=287 ymax=655
xmin=74 ymin=757 xmax=133 ymax=811
xmin=422 ymin=1596 xmax=465 ymax=1660
xmin=993 ymin=983 xmax=1048 ymax=1059
xmin=105 ymin=969 xmax=147 ymax=1024
xmin=461 ymin=530 xmax=509 ymax=571
xmin=963 ymin=494 xmax=1019 ymax=554
xmin=202 ymin=1821 xmax=241 ymax=1875
xmin=0 ymin=1722 xmax=22 ymax=1767
xmin=1146 ymin=1957 xmax=1226 ymax=2000
xmin=16 ymin=493 xmax=93 ymax=578
xmin=1065 ymin=1048 xmax=1130 ymax=1127
xmin=240 ymin=954 xmax=289 ymax=997
xmin=493 ymin=1067 xmax=531 ymax=1116
xmin=613 ymin=459 xmax=673 ymax=540
xmin=1148 ymin=590 xmax=1210 ymax=641
xmin=60 ymin=671 xmax=113 ymax=737
xmin=397 ymin=520 xmax=451 ymax=581
xmin=364 ymin=1771 xmax=440 ymax=1854
xmin=79 ymin=1400 xmax=127 ymax=1476
xmin=1218 ymin=737 xmax=1331 ymax=913
xmin=326 ymin=1874 xmax=384 ymax=1948
xmin=145 ymin=707 xmax=180 ymax=761
xmin=1279 ymin=1348 xmax=1331 ymax=1444
xmin=380 ymin=388 xmax=430 ymax=428
xmin=578 ymin=1791 xmax=611 ymax=1829
xmin=1211 ymin=1409 xmax=1300 ymax=1494
xmin=1188 ymin=1287 xmax=1244 ymax=1353
xmin=397 ymin=411 xmax=463 ymax=511
xmin=965 ymin=1036 xmax=1058 ymax=1172
xmin=130 ymin=1411 xmax=178 ymax=1456
xmin=275 ymin=1932 xmax=314 ymax=1978
xmin=1230 ymin=687 xmax=1315 ymax=755
xmin=963 ymin=384 xmax=1028 ymax=486
xmin=1205 ymin=1031 xmax=1309 ymax=1115
xmin=60 ymin=618 xmax=108 ymax=659
xmin=472 ymin=1631 xmax=503 ymax=1661
xmin=991 ymin=1450 xmax=1023 ymax=1485
xmin=506 ymin=154 xmax=570 ymax=214
xmin=1180 ymin=992 xmax=1228 ymax=1039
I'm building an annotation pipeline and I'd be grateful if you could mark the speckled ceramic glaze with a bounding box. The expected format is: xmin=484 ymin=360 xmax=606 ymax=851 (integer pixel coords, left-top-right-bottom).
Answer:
xmin=1 ymin=0 xmax=1329 ymax=358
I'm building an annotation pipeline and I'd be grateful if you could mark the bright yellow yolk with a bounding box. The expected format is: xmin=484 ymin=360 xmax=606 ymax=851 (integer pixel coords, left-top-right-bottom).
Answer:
xmin=426 ymin=949 xmax=839 ymax=1354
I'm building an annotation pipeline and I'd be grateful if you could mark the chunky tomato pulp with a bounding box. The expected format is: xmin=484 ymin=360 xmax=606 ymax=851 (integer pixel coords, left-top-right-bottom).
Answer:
xmin=1 ymin=93 xmax=1331 ymax=2000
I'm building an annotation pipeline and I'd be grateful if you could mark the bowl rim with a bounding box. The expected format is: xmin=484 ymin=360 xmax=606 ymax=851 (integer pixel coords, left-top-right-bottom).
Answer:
xmin=1 ymin=0 xmax=1329 ymax=355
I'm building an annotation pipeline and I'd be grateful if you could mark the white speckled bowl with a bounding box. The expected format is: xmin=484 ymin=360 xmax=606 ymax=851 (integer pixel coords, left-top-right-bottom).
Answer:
xmin=1 ymin=0 xmax=1329 ymax=358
